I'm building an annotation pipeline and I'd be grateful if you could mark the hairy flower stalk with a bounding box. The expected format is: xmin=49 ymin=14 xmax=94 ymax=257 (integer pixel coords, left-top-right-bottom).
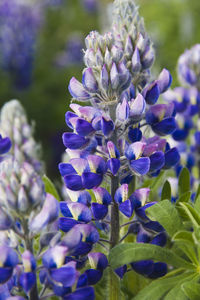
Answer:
xmin=59 ymin=0 xmax=180 ymax=298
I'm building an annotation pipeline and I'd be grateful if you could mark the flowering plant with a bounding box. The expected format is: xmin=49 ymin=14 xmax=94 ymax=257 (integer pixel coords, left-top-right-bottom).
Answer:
xmin=0 ymin=0 xmax=200 ymax=300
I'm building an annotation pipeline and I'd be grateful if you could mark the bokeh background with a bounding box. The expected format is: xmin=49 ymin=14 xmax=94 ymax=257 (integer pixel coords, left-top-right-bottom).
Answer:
xmin=0 ymin=0 xmax=200 ymax=179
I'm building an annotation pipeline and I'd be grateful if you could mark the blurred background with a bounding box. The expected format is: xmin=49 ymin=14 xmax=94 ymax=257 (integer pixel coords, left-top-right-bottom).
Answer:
xmin=0 ymin=0 xmax=200 ymax=179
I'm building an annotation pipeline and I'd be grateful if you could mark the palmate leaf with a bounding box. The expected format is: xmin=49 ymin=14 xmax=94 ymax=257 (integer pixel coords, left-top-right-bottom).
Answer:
xmin=182 ymin=279 xmax=200 ymax=300
xmin=109 ymin=243 xmax=194 ymax=270
xmin=146 ymin=200 xmax=182 ymax=236
xmin=42 ymin=174 xmax=61 ymax=201
xmin=178 ymin=167 xmax=190 ymax=196
xmin=176 ymin=191 xmax=191 ymax=204
xmin=133 ymin=272 xmax=196 ymax=300
xmin=179 ymin=202 xmax=200 ymax=227
xmin=161 ymin=180 xmax=171 ymax=201
xmin=194 ymin=193 xmax=200 ymax=213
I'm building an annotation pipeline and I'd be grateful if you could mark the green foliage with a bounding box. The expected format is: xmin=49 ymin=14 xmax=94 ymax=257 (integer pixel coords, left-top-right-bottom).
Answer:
xmin=178 ymin=167 xmax=190 ymax=196
xmin=109 ymin=173 xmax=200 ymax=299
xmin=146 ymin=200 xmax=182 ymax=236
xmin=42 ymin=174 xmax=61 ymax=201
xmin=161 ymin=180 xmax=171 ymax=201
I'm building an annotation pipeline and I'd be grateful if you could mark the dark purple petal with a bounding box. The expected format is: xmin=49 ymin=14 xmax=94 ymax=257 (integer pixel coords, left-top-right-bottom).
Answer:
xmin=0 ymin=136 xmax=12 ymax=155
xmin=50 ymin=266 xmax=77 ymax=286
xmin=128 ymin=127 xmax=142 ymax=143
xmin=72 ymin=242 xmax=93 ymax=256
xmin=131 ymin=260 xmax=154 ymax=276
xmin=85 ymin=269 xmax=102 ymax=285
xmin=164 ymin=147 xmax=180 ymax=169
xmin=62 ymin=133 xmax=88 ymax=149
xmin=1 ymin=247 xmax=19 ymax=267
xmin=149 ymin=151 xmax=165 ymax=172
xmin=58 ymin=163 xmax=77 ymax=177
xmin=150 ymin=232 xmax=167 ymax=247
xmin=119 ymin=199 xmax=134 ymax=218
xmin=77 ymin=273 xmax=88 ymax=288
xmin=143 ymin=221 xmax=164 ymax=232
xmin=143 ymin=81 xmax=160 ymax=105
xmin=63 ymin=287 xmax=95 ymax=300
xmin=172 ymin=128 xmax=189 ymax=141
xmin=82 ymin=172 xmax=103 ymax=189
xmin=60 ymin=202 xmax=73 ymax=218
xmin=59 ymin=218 xmax=80 ymax=232
xmin=19 ymin=272 xmax=36 ymax=293
xmin=135 ymin=202 xmax=156 ymax=220
xmin=130 ymin=157 xmax=150 ymax=175
xmin=91 ymin=203 xmax=108 ymax=220
xmin=152 ymin=117 xmax=177 ymax=136
xmin=101 ymin=117 xmax=114 ymax=136
xmin=0 ymin=267 xmax=13 ymax=284
xmin=75 ymin=119 xmax=95 ymax=137
xmin=107 ymin=158 xmax=120 ymax=175
xmin=64 ymin=174 xmax=83 ymax=191
xmin=115 ymin=265 xmax=127 ymax=278
xmin=148 ymin=262 xmax=167 ymax=279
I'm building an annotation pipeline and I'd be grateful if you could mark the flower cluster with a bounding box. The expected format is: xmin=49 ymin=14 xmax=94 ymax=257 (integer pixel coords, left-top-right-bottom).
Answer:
xmin=0 ymin=0 xmax=42 ymax=88
xmin=164 ymin=44 xmax=200 ymax=188
xmin=59 ymin=0 xmax=180 ymax=289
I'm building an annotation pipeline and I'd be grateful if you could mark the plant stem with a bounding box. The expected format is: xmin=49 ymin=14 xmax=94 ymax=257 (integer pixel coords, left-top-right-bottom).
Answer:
xmin=110 ymin=176 xmax=120 ymax=249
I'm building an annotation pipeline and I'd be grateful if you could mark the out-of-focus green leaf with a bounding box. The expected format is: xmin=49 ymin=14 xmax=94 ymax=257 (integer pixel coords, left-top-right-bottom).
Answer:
xmin=42 ymin=174 xmax=61 ymax=201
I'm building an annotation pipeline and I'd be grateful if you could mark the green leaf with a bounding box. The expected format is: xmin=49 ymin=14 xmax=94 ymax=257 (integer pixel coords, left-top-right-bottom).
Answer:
xmin=42 ymin=175 xmax=61 ymax=201
xmin=107 ymin=268 xmax=123 ymax=300
xmin=177 ymin=191 xmax=191 ymax=203
xmin=195 ymin=183 xmax=200 ymax=201
xmin=172 ymin=231 xmax=194 ymax=243
xmin=178 ymin=167 xmax=190 ymax=195
xmin=146 ymin=200 xmax=182 ymax=236
xmin=161 ymin=180 xmax=171 ymax=201
xmin=164 ymin=274 xmax=198 ymax=300
xmin=179 ymin=202 xmax=200 ymax=227
xmin=109 ymin=243 xmax=194 ymax=270
xmin=182 ymin=279 xmax=200 ymax=300
xmin=133 ymin=272 xmax=195 ymax=300
xmin=121 ymin=269 xmax=150 ymax=298
xmin=194 ymin=194 xmax=200 ymax=213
